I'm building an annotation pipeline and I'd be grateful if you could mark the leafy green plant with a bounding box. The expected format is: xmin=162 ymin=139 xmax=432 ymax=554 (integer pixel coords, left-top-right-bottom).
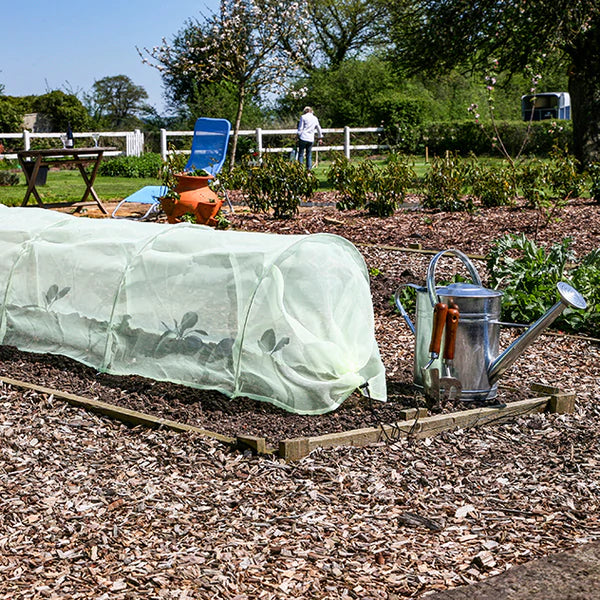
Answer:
xmin=517 ymin=158 xmax=564 ymax=235
xmin=327 ymin=153 xmax=415 ymax=216
xmin=568 ymin=249 xmax=600 ymax=335
xmin=157 ymin=146 xmax=188 ymax=208
xmin=186 ymin=167 xmax=211 ymax=177
xmin=258 ymin=328 xmax=290 ymax=355
xmin=156 ymin=311 xmax=207 ymax=355
xmin=486 ymin=233 xmax=574 ymax=324
xmin=214 ymin=211 xmax=231 ymax=230
xmin=44 ymin=284 xmax=71 ymax=310
xmin=546 ymin=145 xmax=584 ymax=201
xmin=517 ymin=158 xmax=546 ymax=209
xmin=217 ymin=155 xmax=255 ymax=191
xmin=243 ymin=153 xmax=318 ymax=219
xmin=487 ymin=233 xmax=598 ymax=336
xmin=422 ymin=153 xmax=474 ymax=212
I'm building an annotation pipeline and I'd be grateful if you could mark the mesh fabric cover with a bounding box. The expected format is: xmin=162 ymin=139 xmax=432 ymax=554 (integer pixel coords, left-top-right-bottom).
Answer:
xmin=0 ymin=206 xmax=386 ymax=414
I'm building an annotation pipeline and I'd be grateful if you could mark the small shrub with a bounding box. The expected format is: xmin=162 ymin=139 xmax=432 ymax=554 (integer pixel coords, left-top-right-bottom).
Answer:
xmin=328 ymin=154 xmax=415 ymax=216
xmin=517 ymin=146 xmax=582 ymax=229
xmin=517 ymin=158 xmax=546 ymax=208
xmin=0 ymin=170 xmax=20 ymax=186
xmin=422 ymin=153 xmax=473 ymax=212
xmin=243 ymin=153 xmax=318 ymax=219
xmin=546 ymin=145 xmax=584 ymax=201
xmin=99 ymin=153 xmax=163 ymax=178
xmin=217 ymin=157 xmax=253 ymax=191
xmin=328 ymin=156 xmax=374 ymax=210
xmin=470 ymin=161 xmax=517 ymax=207
xmin=367 ymin=153 xmax=416 ymax=217
xmin=588 ymin=162 xmax=600 ymax=203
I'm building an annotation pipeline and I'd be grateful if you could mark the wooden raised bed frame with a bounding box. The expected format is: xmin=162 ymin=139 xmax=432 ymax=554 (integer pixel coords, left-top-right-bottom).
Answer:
xmin=0 ymin=376 xmax=574 ymax=461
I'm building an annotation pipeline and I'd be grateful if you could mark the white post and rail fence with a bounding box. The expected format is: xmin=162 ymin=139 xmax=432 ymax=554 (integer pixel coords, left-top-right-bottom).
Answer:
xmin=159 ymin=126 xmax=388 ymax=162
xmin=0 ymin=130 xmax=145 ymax=160
xmin=1 ymin=126 xmax=388 ymax=162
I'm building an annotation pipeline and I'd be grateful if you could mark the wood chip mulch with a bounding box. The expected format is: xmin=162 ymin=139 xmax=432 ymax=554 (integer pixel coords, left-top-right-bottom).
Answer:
xmin=0 ymin=196 xmax=599 ymax=598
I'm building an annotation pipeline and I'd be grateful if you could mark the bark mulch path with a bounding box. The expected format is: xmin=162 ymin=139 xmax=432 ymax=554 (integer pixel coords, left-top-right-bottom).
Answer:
xmin=0 ymin=197 xmax=599 ymax=598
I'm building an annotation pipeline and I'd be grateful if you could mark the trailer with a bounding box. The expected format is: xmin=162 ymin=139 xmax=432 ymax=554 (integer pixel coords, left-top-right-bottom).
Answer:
xmin=521 ymin=92 xmax=571 ymax=121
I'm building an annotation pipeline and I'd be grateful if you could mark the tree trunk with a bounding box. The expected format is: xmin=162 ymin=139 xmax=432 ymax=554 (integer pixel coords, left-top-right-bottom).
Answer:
xmin=568 ymin=46 xmax=600 ymax=167
xmin=229 ymin=85 xmax=246 ymax=172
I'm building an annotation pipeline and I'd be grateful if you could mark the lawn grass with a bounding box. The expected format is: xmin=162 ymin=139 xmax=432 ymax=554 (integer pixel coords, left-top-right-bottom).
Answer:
xmin=0 ymin=169 xmax=161 ymax=207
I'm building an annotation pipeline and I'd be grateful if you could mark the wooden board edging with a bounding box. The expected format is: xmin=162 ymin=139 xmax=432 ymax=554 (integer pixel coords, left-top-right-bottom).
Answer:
xmin=2 ymin=374 xmax=576 ymax=461
xmin=279 ymin=396 xmax=555 ymax=461
xmin=0 ymin=375 xmax=236 ymax=445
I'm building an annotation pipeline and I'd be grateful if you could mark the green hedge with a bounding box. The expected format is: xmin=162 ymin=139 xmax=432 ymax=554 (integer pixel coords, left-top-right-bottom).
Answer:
xmin=98 ymin=153 xmax=163 ymax=178
xmin=419 ymin=119 xmax=572 ymax=157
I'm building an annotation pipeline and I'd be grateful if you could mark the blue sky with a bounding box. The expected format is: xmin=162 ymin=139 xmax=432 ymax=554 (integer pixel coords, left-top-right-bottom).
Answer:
xmin=1 ymin=0 xmax=219 ymax=114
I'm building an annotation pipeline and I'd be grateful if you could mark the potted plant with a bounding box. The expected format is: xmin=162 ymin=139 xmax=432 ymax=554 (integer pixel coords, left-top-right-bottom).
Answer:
xmin=159 ymin=150 xmax=223 ymax=226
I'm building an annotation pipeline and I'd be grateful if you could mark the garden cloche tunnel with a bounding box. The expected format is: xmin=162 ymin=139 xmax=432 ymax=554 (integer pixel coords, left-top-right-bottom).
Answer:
xmin=0 ymin=206 xmax=386 ymax=414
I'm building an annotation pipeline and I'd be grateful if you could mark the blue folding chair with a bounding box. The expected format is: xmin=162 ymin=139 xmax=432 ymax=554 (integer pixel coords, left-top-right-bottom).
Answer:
xmin=111 ymin=185 xmax=167 ymax=220
xmin=111 ymin=118 xmax=233 ymax=220
xmin=184 ymin=117 xmax=233 ymax=212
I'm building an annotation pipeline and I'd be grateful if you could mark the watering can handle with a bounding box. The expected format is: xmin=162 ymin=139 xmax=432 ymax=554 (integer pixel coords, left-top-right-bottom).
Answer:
xmin=426 ymin=249 xmax=482 ymax=307
xmin=394 ymin=283 xmax=422 ymax=335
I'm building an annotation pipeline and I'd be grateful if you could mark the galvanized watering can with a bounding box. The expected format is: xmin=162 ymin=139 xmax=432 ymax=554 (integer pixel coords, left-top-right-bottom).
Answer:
xmin=395 ymin=249 xmax=587 ymax=402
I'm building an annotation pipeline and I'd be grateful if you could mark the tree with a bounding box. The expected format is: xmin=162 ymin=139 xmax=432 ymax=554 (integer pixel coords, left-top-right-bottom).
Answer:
xmin=387 ymin=0 xmax=600 ymax=166
xmin=280 ymin=56 xmax=400 ymax=125
xmin=0 ymin=97 xmax=25 ymax=132
xmin=140 ymin=0 xmax=302 ymax=168
xmin=31 ymin=91 xmax=90 ymax=132
xmin=86 ymin=75 xmax=150 ymax=129
xmin=278 ymin=0 xmax=389 ymax=72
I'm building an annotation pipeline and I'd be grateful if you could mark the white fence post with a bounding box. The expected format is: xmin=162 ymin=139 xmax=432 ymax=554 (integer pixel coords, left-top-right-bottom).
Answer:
xmin=344 ymin=126 xmax=351 ymax=159
xmin=160 ymin=129 xmax=168 ymax=161
xmin=23 ymin=130 xmax=31 ymax=151
xmin=256 ymin=128 xmax=263 ymax=157
xmin=138 ymin=129 xmax=144 ymax=156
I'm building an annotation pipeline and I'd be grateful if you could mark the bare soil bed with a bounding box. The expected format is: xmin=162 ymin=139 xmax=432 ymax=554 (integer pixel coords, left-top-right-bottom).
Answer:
xmin=2 ymin=195 xmax=597 ymax=447
xmin=0 ymin=196 xmax=599 ymax=599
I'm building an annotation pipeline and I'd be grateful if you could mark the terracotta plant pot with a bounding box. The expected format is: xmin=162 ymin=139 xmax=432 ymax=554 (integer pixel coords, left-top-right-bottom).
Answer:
xmin=161 ymin=173 xmax=223 ymax=226
xmin=162 ymin=195 xmax=223 ymax=226
xmin=174 ymin=173 xmax=219 ymax=202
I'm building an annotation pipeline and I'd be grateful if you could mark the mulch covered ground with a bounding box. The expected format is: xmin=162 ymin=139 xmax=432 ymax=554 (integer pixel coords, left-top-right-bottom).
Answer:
xmin=0 ymin=195 xmax=599 ymax=598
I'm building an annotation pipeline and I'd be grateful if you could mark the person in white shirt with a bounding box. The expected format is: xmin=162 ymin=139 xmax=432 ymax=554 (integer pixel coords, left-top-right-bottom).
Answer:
xmin=296 ymin=106 xmax=323 ymax=169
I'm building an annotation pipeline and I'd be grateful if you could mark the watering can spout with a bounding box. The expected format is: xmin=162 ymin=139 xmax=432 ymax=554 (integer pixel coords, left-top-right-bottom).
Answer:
xmin=487 ymin=282 xmax=587 ymax=386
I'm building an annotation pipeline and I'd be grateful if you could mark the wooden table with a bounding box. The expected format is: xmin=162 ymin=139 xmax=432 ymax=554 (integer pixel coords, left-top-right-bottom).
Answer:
xmin=17 ymin=147 xmax=116 ymax=214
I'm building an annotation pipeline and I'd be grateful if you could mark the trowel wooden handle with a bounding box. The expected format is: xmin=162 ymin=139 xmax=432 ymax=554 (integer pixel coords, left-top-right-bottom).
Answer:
xmin=443 ymin=307 xmax=460 ymax=361
xmin=429 ymin=302 xmax=448 ymax=355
